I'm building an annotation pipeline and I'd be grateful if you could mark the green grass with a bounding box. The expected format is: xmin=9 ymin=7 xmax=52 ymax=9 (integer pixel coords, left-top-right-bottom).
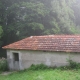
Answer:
xmin=0 ymin=69 xmax=80 ymax=80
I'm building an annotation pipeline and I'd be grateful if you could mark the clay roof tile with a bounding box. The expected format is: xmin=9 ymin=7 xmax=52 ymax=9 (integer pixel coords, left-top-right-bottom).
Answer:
xmin=2 ymin=35 xmax=80 ymax=52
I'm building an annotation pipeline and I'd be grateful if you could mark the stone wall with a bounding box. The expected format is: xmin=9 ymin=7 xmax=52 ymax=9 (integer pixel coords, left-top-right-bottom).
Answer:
xmin=7 ymin=50 xmax=80 ymax=70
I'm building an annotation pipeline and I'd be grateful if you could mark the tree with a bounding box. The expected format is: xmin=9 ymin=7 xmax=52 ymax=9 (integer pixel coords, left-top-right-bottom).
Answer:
xmin=72 ymin=0 xmax=80 ymax=27
xmin=0 ymin=0 xmax=80 ymax=58
xmin=1 ymin=0 xmax=49 ymax=45
xmin=0 ymin=0 xmax=79 ymax=46
xmin=0 ymin=26 xmax=3 ymax=46
xmin=0 ymin=26 xmax=3 ymax=38
xmin=49 ymin=0 xmax=77 ymax=34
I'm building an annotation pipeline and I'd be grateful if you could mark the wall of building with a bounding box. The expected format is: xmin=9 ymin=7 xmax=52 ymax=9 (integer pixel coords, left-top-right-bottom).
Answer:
xmin=7 ymin=50 xmax=23 ymax=70
xmin=7 ymin=50 xmax=80 ymax=70
xmin=21 ymin=51 xmax=80 ymax=69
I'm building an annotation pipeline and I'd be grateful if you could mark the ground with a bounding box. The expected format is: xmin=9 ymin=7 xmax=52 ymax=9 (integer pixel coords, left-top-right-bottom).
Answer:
xmin=0 ymin=69 xmax=80 ymax=80
xmin=1 ymin=71 xmax=15 ymax=75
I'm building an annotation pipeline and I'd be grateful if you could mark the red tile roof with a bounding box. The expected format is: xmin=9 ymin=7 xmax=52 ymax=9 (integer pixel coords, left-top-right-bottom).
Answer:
xmin=2 ymin=35 xmax=80 ymax=52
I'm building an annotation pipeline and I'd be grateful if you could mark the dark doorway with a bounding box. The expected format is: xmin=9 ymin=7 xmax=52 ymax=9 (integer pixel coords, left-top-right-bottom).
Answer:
xmin=13 ymin=53 xmax=19 ymax=61
xmin=13 ymin=53 xmax=19 ymax=70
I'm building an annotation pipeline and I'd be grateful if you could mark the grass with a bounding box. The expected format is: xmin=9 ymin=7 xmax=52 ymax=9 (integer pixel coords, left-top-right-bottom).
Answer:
xmin=0 ymin=69 xmax=80 ymax=80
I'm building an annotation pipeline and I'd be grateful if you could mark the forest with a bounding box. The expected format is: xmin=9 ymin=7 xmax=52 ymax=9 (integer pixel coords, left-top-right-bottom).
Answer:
xmin=0 ymin=0 xmax=80 ymax=57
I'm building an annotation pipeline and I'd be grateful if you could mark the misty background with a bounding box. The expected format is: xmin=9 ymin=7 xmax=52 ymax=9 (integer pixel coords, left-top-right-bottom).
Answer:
xmin=0 ymin=0 xmax=80 ymax=57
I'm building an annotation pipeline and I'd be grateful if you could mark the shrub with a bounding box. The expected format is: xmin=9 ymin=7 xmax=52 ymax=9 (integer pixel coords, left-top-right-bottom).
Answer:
xmin=24 ymin=60 xmax=80 ymax=71
xmin=0 ymin=57 xmax=8 ymax=71
xmin=28 ymin=64 xmax=49 ymax=70
xmin=67 ymin=59 xmax=80 ymax=69
xmin=28 ymin=61 xmax=80 ymax=71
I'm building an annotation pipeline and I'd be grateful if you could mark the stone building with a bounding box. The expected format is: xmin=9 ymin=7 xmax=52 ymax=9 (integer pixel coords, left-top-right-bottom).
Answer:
xmin=2 ymin=35 xmax=80 ymax=70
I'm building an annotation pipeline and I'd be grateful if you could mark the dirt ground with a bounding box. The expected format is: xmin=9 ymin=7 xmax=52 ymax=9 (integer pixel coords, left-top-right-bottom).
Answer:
xmin=1 ymin=71 xmax=14 ymax=75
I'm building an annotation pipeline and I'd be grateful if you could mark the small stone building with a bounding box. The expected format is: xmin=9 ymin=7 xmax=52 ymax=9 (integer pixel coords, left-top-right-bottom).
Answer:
xmin=2 ymin=35 xmax=80 ymax=70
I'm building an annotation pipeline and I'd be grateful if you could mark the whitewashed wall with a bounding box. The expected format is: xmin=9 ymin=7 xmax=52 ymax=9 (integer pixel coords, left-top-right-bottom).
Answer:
xmin=7 ymin=50 xmax=80 ymax=70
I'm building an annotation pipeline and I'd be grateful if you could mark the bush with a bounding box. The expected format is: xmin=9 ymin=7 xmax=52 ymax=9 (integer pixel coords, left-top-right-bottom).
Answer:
xmin=0 ymin=57 xmax=8 ymax=71
xmin=28 ymin=64 xmax=49 ymax=70
xmin=67 ymin=59 xmax=80 ymax=69
xmin=28 ymin=60 xmax=80 ymax=71
xmin=24 ymin=60 xmax=80 ymax=71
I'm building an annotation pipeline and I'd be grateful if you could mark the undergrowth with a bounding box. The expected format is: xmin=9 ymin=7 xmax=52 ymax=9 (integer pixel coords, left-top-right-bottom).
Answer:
xmin=0 ymin=57 xmax=8 ymax=72
xmin=26 ymin=60 xmax=80 ymax=71
xmin=28 ymin=64 xmax=50 ymax=70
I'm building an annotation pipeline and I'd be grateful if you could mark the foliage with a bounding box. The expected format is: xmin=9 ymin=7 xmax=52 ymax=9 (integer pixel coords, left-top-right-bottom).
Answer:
xmin=28 ymin=64 xmax=49 ymax=70
xmin=28 ymin=59 xmax=80 ymax=71
xmin=59 ymin=59 xmax=80 ymax=70
xmin=0 ymin=57 xmax=8 ymax=72
xmin=1 ymin=0 xmax=80 ymax=57
xmin=67 ymin=59 xmax=80 ymax=69
xmin=1 ymin=0 xmax=49 ymax=45
xmin=27 ymin=60 xmax=80 ymax=71
xmin=0 ymin=26 xmax=3 ymax=38
xmin=50 ymin=0 xmax=77 ymax=34
xmin=0 ymin=26 xmax=3 ymax=47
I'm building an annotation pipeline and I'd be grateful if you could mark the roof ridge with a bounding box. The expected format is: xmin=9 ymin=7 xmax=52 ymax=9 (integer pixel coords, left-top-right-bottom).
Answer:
xmin=30 ymin=35 xmax=80 ymax=38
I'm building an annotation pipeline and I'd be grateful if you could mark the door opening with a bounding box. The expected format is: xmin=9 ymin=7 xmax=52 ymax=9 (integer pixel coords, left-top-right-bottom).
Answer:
xmin=13 ymin=53 xmax=19 ymax=70
xmin=13 ymin=53 xmax=19 ymax=61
